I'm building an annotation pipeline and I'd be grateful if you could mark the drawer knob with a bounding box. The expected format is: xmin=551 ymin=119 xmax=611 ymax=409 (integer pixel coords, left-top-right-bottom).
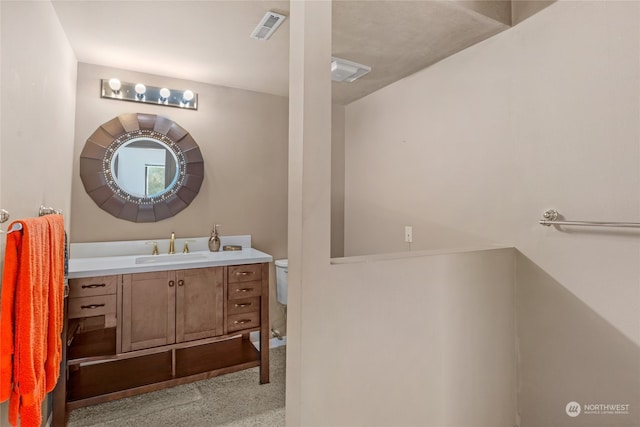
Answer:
xmin=169 ymin=280 xmax=175 ymax=287
xmin=234 ymin=302 xmax=252 ymax=308
xmin=234 ymin=319 xmax=252 ymax=325
xmin=80 ymin=303 xmax=105 ymax=310
xmin=178 ymin=280 xmax=184 ymax=287
xmin=236 ymin=288 xmax=253 ymax=293
xmin=234 ymin=271 xmax=254 ymax=277
xmin=81 ymin=283 xmax=106 ymax=289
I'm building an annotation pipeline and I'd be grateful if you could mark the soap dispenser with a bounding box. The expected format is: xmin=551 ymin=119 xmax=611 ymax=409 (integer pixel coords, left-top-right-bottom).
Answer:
xmin=208 ymin=224 xmax=221 ymax=252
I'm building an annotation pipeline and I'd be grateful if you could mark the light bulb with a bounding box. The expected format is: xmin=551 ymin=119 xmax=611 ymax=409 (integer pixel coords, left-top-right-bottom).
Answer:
xmin=159 ymin=88 xmax=170 ymax=103
xmin=134 ymin=83 xmax=146 ymax=95
xmin=182 ymin=90 xmax=194 ymax=102
xmin=108 ymin=78 xmax=121 ymax=92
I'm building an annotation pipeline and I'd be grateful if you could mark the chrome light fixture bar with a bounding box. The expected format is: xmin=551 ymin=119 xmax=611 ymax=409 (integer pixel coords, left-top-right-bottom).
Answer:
xmin=100 ymin=79 xmax=198 ymax=110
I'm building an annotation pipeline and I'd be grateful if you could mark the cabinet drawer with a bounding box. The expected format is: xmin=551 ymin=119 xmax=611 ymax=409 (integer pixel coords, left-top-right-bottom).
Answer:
xmin=228 ymin=297 xmax=260 ymax=316
xmin=228 ymin=264 xmax=262 ymax=283
xmin=227 ymin=280 xmax=261 ymax=300
xmin=227 ymin=311 xmax=260 ymax=333
xmin=68 ymin=295 xmax=117 ymax=319
xmin=69 ymin=276 xmax=117 ymax=298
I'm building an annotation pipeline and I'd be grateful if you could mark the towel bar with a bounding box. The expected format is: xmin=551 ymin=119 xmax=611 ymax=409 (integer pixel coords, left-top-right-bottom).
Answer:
xmin=39 ymin=205 xmax=62 ymax=216
xmin=539 ymin=209 xmax=640 ymax=228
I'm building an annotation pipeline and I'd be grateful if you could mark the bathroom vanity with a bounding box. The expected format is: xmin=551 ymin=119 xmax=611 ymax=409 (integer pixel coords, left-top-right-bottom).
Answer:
xmin=53 ymin=237 xmax=271 ymax=425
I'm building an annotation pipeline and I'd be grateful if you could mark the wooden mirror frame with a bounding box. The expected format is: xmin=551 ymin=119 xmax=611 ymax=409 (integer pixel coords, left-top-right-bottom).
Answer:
xmin=80 ymin=113 xmax=204 ymax=222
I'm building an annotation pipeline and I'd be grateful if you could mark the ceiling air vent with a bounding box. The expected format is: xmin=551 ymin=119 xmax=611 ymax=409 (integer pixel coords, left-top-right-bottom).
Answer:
xmin=331 ymin=57 xmax=371 ymax=82
xmin=250 ymin=11 xmax=286 ymax=41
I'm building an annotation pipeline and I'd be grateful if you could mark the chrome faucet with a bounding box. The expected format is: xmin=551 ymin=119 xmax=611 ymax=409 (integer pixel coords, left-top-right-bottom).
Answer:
xmin=168 ymin=232 xmax=175 ymax=254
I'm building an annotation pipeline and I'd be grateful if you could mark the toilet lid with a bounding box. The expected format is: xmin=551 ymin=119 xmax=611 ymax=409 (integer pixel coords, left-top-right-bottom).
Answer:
xmin=275 ymin=259 xmax=288 ymax=268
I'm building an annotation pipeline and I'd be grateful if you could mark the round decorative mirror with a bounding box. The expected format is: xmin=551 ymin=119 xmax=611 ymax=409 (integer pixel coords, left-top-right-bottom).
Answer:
xmin=80 ymin=113 xmax=204 ymax=222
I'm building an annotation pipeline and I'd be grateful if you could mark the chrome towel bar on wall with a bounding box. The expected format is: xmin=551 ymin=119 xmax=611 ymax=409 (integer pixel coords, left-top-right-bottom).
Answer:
xmin=39 ymin=205 xmax=62 ymax=216
xmin=539 ymin=209 xmax=640 ymax=228
xmin=0 ymin=206 xmax=62 ymax=233
xmin=0 ymin=209 xmax=9 ymax=224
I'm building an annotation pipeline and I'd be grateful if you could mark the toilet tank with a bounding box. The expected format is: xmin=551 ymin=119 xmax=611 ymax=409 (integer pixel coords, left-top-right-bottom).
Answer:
xmin=275 ymin=259 xmax=288 ymax=305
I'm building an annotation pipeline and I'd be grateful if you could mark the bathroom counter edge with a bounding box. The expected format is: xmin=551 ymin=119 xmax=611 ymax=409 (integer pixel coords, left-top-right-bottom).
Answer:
xmin=68 ymin=248 xmax=273 ymax=279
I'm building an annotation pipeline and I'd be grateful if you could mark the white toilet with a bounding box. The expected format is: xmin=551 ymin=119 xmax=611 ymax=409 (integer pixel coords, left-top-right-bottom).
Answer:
xmin=275 ymin=259 xmax=288 ymax=306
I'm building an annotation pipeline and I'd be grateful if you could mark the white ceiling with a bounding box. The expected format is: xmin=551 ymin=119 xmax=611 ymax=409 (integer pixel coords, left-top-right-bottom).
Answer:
xmin=52 ymin=1 xmax=291 ymax=96
xmin=52 ymin=1 xmax=511 ymax=105
xmin=331 ymin=1 xmax=510 ymax=104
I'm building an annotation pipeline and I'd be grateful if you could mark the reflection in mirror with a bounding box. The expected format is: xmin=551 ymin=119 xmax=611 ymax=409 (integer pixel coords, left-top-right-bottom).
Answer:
xmin=111 ymin=138 xmax=178 ymax=198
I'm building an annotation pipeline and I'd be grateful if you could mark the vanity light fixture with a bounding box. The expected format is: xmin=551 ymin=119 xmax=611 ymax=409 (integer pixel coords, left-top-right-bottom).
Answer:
xmin=182 ymin=90 xmax=194 ymax=106
xmin=100 ymin=79 xmax=198 ymax=110
xmin=159 ymin=87 xmax=171 ymax=104
xmin=108 ymin=78 xmax=122 ymax=94
xmin=134 ymin=83 xmax=146 ymax=100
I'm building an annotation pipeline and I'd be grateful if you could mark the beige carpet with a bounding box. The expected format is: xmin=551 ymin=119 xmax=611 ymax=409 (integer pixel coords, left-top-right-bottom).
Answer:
xmin=67 ymin=346 xmax=286 ymax=427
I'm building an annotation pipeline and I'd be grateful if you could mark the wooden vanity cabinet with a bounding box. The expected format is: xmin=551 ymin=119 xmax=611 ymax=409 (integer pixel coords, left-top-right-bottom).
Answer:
xmin=121 ymin=267 xmax=224 ymax=352
xmin=65 ymin=275 xmax=119 ymax=360
xmin=57 ymin=262 xmax=269 ymax=425
xmin=175 ymin=267 xmax=225 ymax=342
xmin=67 ymin=275 xmax=118 ymax=324
xmin=121 ymin=270 xmax=176 ymax=351
xmin=227 ymin=263 xmax=263 ymax=334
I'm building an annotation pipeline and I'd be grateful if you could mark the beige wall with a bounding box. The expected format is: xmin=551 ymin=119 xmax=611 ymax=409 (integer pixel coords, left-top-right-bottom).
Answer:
xmin=331 ymin=104 xmax=345 ymax=258
xmin=0 ymin=1 xmax=78 ymax=425
xmin=287 ymin=2 xmax=517 ymax=425
xmin=71 ymin=63 xmax=289 ymax=336
xmin=516 ymin=252 xmax=639 ymax=427
xmin=1 ymin=1 xmax=77 ymax=230
xmin=343 ymin=1 xmax=639 ymax=426
xmin=343 ymin=41 xmax=514 ymax=255
xmin=512 ymin=2 xmax=639 ymax=425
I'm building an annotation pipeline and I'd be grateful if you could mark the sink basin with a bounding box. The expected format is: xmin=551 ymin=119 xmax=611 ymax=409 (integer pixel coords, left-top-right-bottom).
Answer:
xmin=135 ymin=253 xmax=209 ymax=264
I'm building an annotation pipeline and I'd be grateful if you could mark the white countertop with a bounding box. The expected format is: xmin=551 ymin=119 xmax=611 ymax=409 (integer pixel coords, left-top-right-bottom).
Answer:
xmin=69 ymin=248 xmax=273 ymax=279
xmin=68 ymin=235 xmax=273 ymax=278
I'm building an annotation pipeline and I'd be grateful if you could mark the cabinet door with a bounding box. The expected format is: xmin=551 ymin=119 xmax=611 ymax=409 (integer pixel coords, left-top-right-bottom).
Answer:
xmin=175 ymin=267 xmax=224 ymax=342
xmin=121 ymin=271 xmax=176 ymax=352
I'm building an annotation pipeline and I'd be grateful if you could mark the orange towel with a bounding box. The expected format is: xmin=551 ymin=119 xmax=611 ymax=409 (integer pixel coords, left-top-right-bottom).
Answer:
xmin=0 ymin=231 xmax=20 ymax=401
xmin=44 ymin=215 xmax=64 ymax=392
xmin=0 ymin=215 xmax=65 ymax=427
